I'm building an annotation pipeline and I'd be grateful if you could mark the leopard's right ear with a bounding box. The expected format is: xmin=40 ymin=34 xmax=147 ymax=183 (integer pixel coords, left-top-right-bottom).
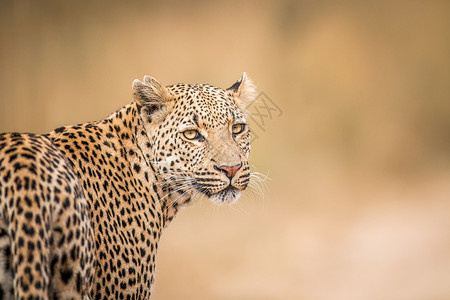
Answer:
xmin=227 ymin=72 xmax=257 ymax=110
xmin=132 ymin=76 xmax=173 ymax=122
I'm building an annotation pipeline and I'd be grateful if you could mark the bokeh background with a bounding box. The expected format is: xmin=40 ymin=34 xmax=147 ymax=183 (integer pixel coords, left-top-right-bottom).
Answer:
xmin=1 ymin=1 xmax=449 ymax=299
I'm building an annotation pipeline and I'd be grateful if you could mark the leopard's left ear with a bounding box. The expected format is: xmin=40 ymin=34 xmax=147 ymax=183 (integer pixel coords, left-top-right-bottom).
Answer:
xmin=227 ymin=72 xmax=257 ymax=109
xmin=132 ymin=75 xmax=173 ymax=123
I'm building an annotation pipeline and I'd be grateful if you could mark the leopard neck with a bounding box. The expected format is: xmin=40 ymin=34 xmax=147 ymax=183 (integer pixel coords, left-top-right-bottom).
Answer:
xmin=104 ymin=102 xmax=189 ymax=226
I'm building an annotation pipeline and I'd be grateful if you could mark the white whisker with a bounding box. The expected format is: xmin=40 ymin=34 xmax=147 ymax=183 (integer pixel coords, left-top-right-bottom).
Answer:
xmin=159 ymin=182 xmax=193 ymax=202
xmin=167 ymin=187 xmax=195 ymax=207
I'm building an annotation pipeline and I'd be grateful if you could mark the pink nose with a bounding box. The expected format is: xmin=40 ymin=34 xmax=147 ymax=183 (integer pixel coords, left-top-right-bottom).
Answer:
xmin=218 ymin=163 xmax=242 ymax=179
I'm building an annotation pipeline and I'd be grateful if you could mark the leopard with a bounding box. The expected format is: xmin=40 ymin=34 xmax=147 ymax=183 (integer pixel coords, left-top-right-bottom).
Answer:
xmin=0 ymin=73 xmax=257 ymax=299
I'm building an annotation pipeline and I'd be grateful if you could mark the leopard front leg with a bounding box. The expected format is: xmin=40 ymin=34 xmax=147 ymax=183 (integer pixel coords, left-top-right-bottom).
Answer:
xmin=47 ymin=182 xmax=96 ymax=300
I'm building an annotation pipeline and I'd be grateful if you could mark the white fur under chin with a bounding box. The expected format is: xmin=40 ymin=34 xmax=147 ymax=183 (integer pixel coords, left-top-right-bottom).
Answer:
xmin=209 ymin=189 xmax=241 ymax=205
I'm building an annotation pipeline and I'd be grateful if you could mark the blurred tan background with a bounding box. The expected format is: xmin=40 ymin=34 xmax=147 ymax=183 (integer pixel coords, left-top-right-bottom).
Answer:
xmin=1 ymin=1 xmax=450 ymax=299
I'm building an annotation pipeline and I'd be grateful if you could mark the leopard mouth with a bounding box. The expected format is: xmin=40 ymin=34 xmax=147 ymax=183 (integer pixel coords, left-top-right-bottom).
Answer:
xmin=210 ymin=186 xmax=241 ymax=204
xmin=193 ymin=183 xmax=241 ymax=204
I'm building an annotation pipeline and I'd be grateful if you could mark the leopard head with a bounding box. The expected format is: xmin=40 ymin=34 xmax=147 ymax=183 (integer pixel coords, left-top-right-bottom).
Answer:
xmin=132 ymin=74 xmax=256 ymax=204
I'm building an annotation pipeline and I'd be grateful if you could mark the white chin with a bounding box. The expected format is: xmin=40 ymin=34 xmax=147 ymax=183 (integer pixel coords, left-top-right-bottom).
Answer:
xmin=209 ymin=188 xmax=241 ymax=204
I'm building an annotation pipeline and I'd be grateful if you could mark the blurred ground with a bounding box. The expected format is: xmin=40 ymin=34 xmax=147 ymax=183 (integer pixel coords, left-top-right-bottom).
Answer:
xmin=1 ymin=1 xmax=449 ymax=299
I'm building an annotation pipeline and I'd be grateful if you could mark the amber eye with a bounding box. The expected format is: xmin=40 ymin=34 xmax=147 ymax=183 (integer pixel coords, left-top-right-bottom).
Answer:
xmin=231 ymin=124 xmax=246 ymax=134
xmin=182 ymin=129 xmax=199 ymax=140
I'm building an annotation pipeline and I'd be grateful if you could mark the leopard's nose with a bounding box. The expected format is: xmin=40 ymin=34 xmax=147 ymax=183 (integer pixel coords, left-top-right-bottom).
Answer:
xmin=217 ymin=163 xmax=242 ymax=179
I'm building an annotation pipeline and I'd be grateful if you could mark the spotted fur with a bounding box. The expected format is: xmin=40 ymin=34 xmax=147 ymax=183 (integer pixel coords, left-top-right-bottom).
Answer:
xmin=0 ymin=73 xmax=256 ymax=299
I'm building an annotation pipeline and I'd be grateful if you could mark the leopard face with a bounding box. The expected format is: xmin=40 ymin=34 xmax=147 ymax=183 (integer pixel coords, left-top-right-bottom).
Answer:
xmin=133 ymin=74 xmax=256 ymax=204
